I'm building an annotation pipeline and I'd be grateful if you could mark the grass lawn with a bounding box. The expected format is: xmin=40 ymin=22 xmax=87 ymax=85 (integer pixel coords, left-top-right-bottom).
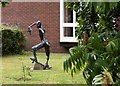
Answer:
xmin=1 ymin=52 xmax=86 ymax=84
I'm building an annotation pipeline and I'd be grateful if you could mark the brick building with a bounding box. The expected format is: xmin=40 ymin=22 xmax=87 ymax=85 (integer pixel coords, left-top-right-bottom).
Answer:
xmin=1 ymin=1 xmax=78 ymax=53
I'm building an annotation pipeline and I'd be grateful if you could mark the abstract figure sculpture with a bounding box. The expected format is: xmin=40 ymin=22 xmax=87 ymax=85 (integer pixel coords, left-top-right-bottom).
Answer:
xmin=27 ymin=21 xmax=50 ymax=69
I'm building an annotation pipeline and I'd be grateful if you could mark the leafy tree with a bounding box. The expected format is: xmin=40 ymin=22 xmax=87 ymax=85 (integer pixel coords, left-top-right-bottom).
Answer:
xmin=64 ymin=1 xmax=120 ymax=85
xmin=0 ymin=0 xmax=10 ymax=7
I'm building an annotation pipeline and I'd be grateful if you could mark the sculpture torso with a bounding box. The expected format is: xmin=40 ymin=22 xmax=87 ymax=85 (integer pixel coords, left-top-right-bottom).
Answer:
xmin=38 ymin=27 xmax=46 ymax=41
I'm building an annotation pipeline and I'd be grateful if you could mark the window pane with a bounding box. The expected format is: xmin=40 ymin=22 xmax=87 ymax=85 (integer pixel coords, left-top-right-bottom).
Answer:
xmin=64 ymin=27 xmax=73 ymax=37
xmin=64 ymin=3 xmax=73 ymax=23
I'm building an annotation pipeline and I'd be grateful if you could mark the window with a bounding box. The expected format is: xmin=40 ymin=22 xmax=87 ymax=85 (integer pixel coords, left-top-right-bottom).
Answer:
xmin=64 ymin=5 xmax=73 ymax=23
xmin=60 ymin=0 xmax=78 ymax=42
xmin=64 ymin=27 xmax=73 ymax=37
xmin=0 ymin=7 xmax=1 ymax=25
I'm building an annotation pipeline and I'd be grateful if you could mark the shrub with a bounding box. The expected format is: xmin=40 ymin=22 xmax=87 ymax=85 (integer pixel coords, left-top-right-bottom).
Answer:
xmin=1 ymin=25 xmax=25 ymax=55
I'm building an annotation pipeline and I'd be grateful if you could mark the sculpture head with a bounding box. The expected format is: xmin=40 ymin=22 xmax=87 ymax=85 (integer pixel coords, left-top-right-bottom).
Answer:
xmin=36 ymin=21 xmax=41 ymax=28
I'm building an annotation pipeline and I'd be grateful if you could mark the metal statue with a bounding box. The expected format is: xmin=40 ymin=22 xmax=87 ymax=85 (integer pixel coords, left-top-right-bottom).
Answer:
xmin=27 ymin=21 xmax=50 ymax=68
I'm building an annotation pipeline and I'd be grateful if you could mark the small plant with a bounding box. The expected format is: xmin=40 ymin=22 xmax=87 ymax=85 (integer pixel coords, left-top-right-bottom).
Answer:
xmin=18 ymin=57 xmax=32 ymax=81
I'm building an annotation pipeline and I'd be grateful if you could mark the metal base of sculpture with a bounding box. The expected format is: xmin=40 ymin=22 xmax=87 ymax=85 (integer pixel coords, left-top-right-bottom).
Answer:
xmin=30 ymin=59 xmax=52 ymax=70
xmin=33 ymin=62 xmax=52 ymax=70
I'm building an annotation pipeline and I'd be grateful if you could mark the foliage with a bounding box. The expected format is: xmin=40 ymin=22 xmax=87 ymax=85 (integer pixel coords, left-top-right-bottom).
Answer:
xmin=0 ymin=0 xmax=10 ymax=7
xmin=64 ymin=1 xmax=120 ymax=85
xmin=66 ymin=1 xmax=120 ymax=39
xmin=1 ymin=25 xmax=25 ymax=55
xmin=92 ymin=71 xmax=113 ymax=85
xmin=64 ymin=31 xmax=120 ymax=85
xmin=17 ymin=57 xmax=32 ymax=81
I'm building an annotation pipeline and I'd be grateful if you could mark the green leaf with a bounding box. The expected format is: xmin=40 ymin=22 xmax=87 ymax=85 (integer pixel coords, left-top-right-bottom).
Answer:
xmin=109 ymin=2 xmax=117 ymax=10
xmin=63 ymin=60 xmax=68 ymax=72
xmin=92 ymin=74 xmax=103 ymax=85
xmin=68 ymin=58 xmax=72 ymax=69
xmin=95 ymin=58 xmax=109 ymax=69
xmin=71 ymin=69 xmax=74 ymax=77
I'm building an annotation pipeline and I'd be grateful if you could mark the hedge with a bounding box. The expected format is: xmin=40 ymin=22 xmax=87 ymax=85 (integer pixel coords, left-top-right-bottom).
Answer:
xmin=1 ymin=25 xmax=25 ymax=55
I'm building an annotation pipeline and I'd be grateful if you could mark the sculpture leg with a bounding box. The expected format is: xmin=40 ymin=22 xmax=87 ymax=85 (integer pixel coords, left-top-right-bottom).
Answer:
xmin=44 ymin=44 xmax=50 ymax=67
xmin=31 ymin=43 xmax=44 ymax=63
xmin=31 ymin=47 xmax=38 ymax=63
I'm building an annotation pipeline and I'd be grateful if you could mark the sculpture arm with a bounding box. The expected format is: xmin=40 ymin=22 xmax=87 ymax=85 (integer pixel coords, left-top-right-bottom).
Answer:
xmin=28 ymin=22 xmax=36 ymax=27
xmin=27 ymin=22 xmax=36 ymax=35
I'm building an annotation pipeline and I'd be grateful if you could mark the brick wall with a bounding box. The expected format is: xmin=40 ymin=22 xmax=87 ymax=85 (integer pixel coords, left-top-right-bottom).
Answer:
xmin=1 ymin=2 xmax=69 ymax=53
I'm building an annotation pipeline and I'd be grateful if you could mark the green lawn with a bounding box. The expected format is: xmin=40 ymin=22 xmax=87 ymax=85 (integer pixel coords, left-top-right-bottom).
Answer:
xmin=1 ymin=52 xmax=86 ymax=84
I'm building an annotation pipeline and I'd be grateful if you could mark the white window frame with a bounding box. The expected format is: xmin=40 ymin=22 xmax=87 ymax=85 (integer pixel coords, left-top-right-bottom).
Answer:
xmin=60 ymin=0 xmax=78 ymax=42
xmin=0 ymin=7 xmax=1 ymax=25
